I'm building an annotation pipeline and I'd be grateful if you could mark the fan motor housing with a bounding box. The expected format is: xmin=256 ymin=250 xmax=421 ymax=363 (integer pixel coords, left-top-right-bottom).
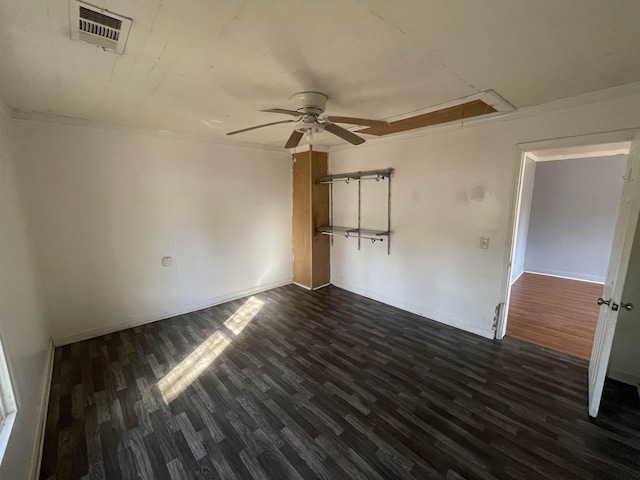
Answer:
xmin=291 ymin=91 xmax=327 ymax=115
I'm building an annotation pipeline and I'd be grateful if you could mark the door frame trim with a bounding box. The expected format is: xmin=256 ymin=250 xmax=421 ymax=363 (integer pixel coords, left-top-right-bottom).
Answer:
xmin=498 ymin=128 xmax=640 ymax=340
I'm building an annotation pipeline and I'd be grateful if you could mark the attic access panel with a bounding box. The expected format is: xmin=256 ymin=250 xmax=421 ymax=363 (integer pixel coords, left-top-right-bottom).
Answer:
xmin=357 ymin=91 xmax=514 ymax=137
xmin=359 ymin=100 xmax=496 ymax=136
xmin=70 ymin=1 xmax=132 ymax=54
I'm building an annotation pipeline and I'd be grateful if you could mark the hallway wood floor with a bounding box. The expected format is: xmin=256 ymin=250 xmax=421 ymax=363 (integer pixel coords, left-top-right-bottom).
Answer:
xmin=506 ymin=273 xmax=603 ymax=359
xmin=41 ymin=284 xmax=640 ymax=480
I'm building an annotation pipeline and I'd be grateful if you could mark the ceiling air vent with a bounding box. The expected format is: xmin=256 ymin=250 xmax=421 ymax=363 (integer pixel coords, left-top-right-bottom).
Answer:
xmin=70 ymin=1 xmax=132 ymax=54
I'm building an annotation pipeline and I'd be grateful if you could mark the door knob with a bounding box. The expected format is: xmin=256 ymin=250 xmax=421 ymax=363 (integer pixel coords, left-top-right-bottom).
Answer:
xmin=621 ymin=302 xmax=634 ymax=311
xmin=597 ymin=298 xmax=611 ymax=306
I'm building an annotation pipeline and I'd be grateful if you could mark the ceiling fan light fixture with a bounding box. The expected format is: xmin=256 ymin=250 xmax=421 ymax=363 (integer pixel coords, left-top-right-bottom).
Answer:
xmin=294 ymin=122 xmax=325 ymax=135
xmin=228 ymin=91 xmax=386 ymax=148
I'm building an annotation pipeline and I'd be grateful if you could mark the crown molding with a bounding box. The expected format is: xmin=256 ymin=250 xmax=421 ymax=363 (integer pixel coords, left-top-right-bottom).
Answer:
xmin=6 ymin=81 xmax=640 ymax=155
xmin=9 ymin=110 xmax=288 ymax=154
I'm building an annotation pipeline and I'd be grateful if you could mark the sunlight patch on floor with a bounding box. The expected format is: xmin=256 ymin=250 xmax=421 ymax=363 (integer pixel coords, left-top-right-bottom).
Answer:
xmin=158 ymin=296 xmax=265 ymax=403
xmin=224 ymin=296 xmax=264 ymax=334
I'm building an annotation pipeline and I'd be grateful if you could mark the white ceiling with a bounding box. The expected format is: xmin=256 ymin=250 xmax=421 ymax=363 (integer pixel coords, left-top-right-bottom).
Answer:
xmin=1 ymin=0 xmax=639 ymax=149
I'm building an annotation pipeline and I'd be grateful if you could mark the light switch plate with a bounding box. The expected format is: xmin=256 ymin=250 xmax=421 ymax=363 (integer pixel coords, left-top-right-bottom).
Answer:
xmin=480 ymin=237 xmax=489 ymax=249
xmin=162 ymin=256 xmax=174 ymax=267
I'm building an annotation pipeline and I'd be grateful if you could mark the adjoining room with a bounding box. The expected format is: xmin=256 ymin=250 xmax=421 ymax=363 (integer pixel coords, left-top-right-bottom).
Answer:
xmin=1 ymin=1 xmax=640 ymax=479
xmin=505 ymin=145 xmax=629 ymax=359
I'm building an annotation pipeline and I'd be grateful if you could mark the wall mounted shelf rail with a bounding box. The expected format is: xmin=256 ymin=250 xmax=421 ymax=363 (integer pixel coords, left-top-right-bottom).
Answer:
xmin=317 ymin=169 xmax=393 ymax=184
xmin=317 ymin=168 xmax=393 ymax=254
xmin=317 ymin=226 xmax=390 ymax=241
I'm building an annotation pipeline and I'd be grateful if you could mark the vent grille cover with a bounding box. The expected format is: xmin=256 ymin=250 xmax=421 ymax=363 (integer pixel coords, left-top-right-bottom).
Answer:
xmin=70 ymin=2 xmax=132 ymax=54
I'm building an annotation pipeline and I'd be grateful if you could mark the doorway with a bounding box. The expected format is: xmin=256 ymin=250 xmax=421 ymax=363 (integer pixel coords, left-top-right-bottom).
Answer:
xmin=502 ymin=142 xmax=630 ymax=359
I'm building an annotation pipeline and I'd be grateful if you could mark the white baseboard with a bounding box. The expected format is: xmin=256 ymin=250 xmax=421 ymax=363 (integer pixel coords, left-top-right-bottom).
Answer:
xmin=291 ymin=282 xmax=330 ymax=291
xmin=53 ymin=279 xmax=292 ymax=346
xmin=29 ymin=340 xmax=54 ymax=480
xmin=524 ymin=270 xmax=605 ymax=284
xmin=510 ymin=269 xmax=524 ymax=285
xmin=331 ymin=280 xmax=495 ymax=340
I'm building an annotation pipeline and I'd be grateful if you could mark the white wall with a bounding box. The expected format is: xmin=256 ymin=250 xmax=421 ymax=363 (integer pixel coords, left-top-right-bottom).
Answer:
xmin=0 ymin=109 xmax=52 ymax=478
xmin=524 ymin=155 xmax=627 ymax=283
xmin=11 ymin=121 xmax=292 ymax=345
xmin=329 ymin=92 xmax=640 ymax=339
xmin=510 ymin=156 xmax=536 ymax=283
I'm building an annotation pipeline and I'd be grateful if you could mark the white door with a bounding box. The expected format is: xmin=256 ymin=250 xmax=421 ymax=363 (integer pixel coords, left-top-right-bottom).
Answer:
xmin=607 ymin=217 xmax=640 ymax=386
xmin=589 ymin=133 xmax=640 ymax=417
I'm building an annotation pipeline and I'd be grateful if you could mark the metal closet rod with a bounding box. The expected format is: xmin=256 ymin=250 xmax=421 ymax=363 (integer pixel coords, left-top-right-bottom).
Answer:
xmin=317 ymin=168 xmax=394 ymax=184
xmin=320 ymin=232 xmax=385 ymax=242
xmin=317 ymin=227 xmax=388 ymax=242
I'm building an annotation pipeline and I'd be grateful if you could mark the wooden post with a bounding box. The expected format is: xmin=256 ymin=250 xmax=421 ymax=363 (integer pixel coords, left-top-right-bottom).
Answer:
xmin=292 ymin=148 xmax=330 ymax=289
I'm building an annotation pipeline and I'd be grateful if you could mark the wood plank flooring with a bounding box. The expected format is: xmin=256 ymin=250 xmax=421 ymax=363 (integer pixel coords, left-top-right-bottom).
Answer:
xmin=506 ymin=273 xmax=603 ymax=359
xmin=40 ymin=284 xmax=640 ymax=480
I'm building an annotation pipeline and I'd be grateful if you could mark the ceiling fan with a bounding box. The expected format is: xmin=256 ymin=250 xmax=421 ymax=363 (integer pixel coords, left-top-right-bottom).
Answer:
xmin=226 ymin=92 xmax=391 ymax=148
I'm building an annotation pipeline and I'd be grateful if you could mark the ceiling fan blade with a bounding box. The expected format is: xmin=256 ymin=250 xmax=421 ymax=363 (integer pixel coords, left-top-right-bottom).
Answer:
xmin=285 ymin=130 xmax=304 ymax=149
xmin=226 ymin=120 xmax=295 ymax=136
xmin=261 ymin=108 xmax=304 ymax=116
xmin=324 ymin=123 xmax=365 ymax=145
xmin=327 ymin=116 xmax=390 ymax=129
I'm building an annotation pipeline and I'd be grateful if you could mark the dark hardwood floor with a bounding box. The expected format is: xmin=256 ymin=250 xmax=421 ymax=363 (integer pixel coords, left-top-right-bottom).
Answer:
xmin=507 ymin=273 xmax=603 ymax=359
xmin=40 ymin=284 xmax=640 ymax=480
